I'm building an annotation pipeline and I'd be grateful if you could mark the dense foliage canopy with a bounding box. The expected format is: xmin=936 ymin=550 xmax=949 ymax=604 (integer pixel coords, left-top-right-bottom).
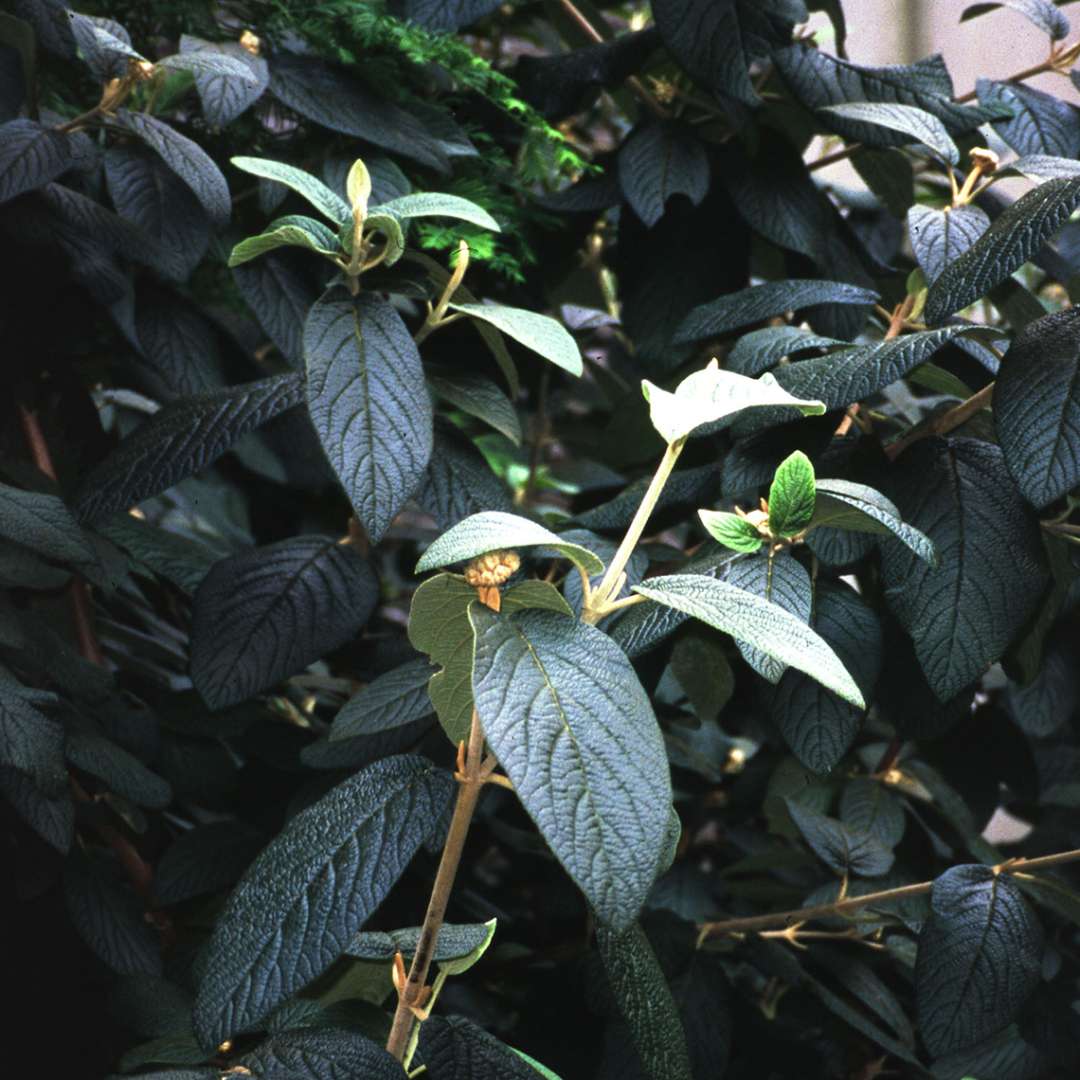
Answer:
xmin=6 ymin=0 xmax=1080 ymax=1077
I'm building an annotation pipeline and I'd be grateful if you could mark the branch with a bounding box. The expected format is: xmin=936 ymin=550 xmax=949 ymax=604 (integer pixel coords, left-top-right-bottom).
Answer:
xmin=884 ymin=381 xmax=994 ymax=461
xmin=698 ymin=847 xmax=1080 ymax=941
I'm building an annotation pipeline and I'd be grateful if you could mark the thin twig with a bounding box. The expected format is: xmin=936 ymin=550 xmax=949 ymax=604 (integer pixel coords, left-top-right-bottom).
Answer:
xmin=885 ymin=381 xmax=994 ymax=461
xmin=698 ymin=847 xmax=1080 ymax=941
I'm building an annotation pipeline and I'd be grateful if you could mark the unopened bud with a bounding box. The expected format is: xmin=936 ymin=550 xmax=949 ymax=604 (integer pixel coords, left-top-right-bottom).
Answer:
xmin=239 ymin=30 xmax=261 ymax=56
xmin=464 ymin=550 xmax=520 ymax=588
xmin=969 ymin=147 xmax=999 ymax=175
xmin=132 ymin=59 xmax=156 ymax=81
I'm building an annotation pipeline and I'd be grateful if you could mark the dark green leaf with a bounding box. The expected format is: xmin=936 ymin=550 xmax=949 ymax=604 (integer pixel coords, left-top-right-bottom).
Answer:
xmin=233 ymin=251 xmax=318 ymax=365
xmin=978 ymin=79 xmax=1080 ymax=157
xmin=96 ymin=513 xmax=216 ymax=595
xmin=419 ymin=1016 xmax=543 ymax=1080
xmin=839 ymin=777 xmax=906 ymax=848
xmin=880 ymin=438 xmax=1048 ymax=700
xmin=416 ymin=427 xmax=514 ymax=531
xmin=66 ymin=726 xmax=171 ymax=809
xmin=962 ymin=0 xmax=1070 ymax=41
xmin=596 ymin=922 xmax=693 ymax=1080
xmin=346 ymin=920 xmax=494 ymax=966
xmin=0 ymin=666 xmax=63 ymax=793
xmin=390 ymin=0 xmax=503 ymax=32
xmin=154 ymin=822 xmax=265 ymax=907
xmin=428 ymin=370 xmax=521 ymax=445
xmin=820 ymin=102 xmax=959 ymax=162
xmin=114 ymin=110 xmax=231 ymax=227
xmin=329 ymin=658 xmax=435 ymax=742
xmin=726 ymin=327 xmax=845 ymax=378
xmin=231 ymin=156 xmax=349 ymax=224
xmin=190 ymin=535 xmax=378 ymax=710
xmin=786 ymin=799 xmax=895 ymax=877
xmin=193 ymin=755 xmax=454 ymax=1048
xmin=67 ymin=12 xmax=141 ymax=78
xmin=447 ymin=301 xmax=582 ymax=376
xmin=995 ymin=306 xmax=1080 ymax=508
xmin=925 ymin=178 xmax=1080 ymax=324
xmin=618 ymin=122 xmax=709 ymax=228
xmin=305 ymin=290 xmax=433 ymax=542
xmin=770 ymin=579 xmax=881 ymax=774
xmin=916 ymin=864 xmax=1043 ymax=1055
xmin=0 ymin=482 xmax=96 ymax=568
xmin=675 ymin=280 xmax=878 ymax=344
xmin=177 ymin=35 xmax=268 ymax=126
xmin=470 ymin=605 xmax=672 ymax=928
xmin=237 ymin=1029 xmax=403 ymax=1079
xmin=0 ymin=767 xmax=73 ymax=851
xmin=908 ymin=204 xmax=990 ymax=285
xmin=75 ymin=374 xmax=305 ymax=523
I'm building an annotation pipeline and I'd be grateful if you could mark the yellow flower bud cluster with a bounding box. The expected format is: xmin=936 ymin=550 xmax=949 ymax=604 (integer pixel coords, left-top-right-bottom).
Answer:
xmin=463 ymin=550 xmax=520 ymax=588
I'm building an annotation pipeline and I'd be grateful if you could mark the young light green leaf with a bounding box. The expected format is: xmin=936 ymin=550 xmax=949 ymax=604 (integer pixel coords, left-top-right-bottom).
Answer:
xmin=642 ymin=360 xmax=826 ymax=445
xmin=470 ymin=606 xmax=672 ymax=929
xmin=697 ymin=509 xmax=764 ymax=553
xmin=632 ymin=574 xmax=865 ymax=707
xmin=415 ymin=510 xmax=603 ymax=575
xmin=446 ymin=302 xmax=581 ymax=376
xmin=192 ymin=755 xmax=455 ymax=1049
xmin=768 ymin=451 xmax=816 ymax=536
xmin=809 ymin=478 xmax=937 ymax=564
xmin=346 ymin=158 xmax=371 ymax=215
xmin=820 ymin=102 xmax=959 ymax=163
xmin=227 ymin=217 xmax=338 ymax=266
xmin=375 ymin=191 xmax=500 ymax=231
xmin=231 ymin=156 xmax=350 ymax=224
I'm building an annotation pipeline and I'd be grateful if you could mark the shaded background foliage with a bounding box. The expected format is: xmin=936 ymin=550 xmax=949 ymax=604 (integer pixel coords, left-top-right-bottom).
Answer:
xmin=6 ymin=0 xmax=1080 ymax=1077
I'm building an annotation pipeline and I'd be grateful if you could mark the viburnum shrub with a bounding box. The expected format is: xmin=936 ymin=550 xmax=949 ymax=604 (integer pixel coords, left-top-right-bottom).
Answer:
xmin=9 ymin=0 xmax=1080 ymax=1076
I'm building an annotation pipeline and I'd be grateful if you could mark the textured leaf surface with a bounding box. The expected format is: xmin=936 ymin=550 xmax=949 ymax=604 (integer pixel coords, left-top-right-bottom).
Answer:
xmin=193 ymin=755 xmax=454 ymax=1048
xmin=231 ymin=156 xmax=349 ymax=224
xmin=178 ymin=35 xmax=268 ymax=126
xmin=233 ymin=251 xmax=317 ymax=365
xmin=768 ymin=451 xmax=816 ymax=536
xmin=429 ymin=371 xmax=521 ymax=445
xmin=329 ymin=658 xmax=435 ymax=742
xmin=115 ymin=110 xmax=230 ymax=227
xmin=962 ymin=0 xmax=1070 ymax=39
xmin=190 ymin=536 xmax=378 ymax=710
xmin=305 ymin=290 xmax=433 ymax=542
xmin=916 ymin=864 xmax=1043 ymax=1055
xmin=228 ymin=216 xmax=337 ymax=266
xmin=76 ymin=375 xmax=305 ymax=522
xmin=675 ymin=280 xmax=877 ymax=344
xmin=447 ymin=301 xmax=581 ymax=376
xmin=774 ymin=325 xmax=981 ymax=409
xmin=416 ymin=511 xmax=603 ymax=575
xmin=415 ymin=427 xmax=514 ymax=531
xmin=880 ymin=438 xmax=1047 ymax=700
xmin=66 ymin=728 xmax=172 ymax=809
xmin=840 ymin=778 xmax=906 ymax=848
xmin=908 ymin=204 xmax=990 ymax=285
xmin=155 ymin=822 xmax=265 ymax=907
xmin=346 ymin=920 xmax=493 ymax=966
xmin=237 ymin=1028 xmax=403 ymax=1079
xmin=925 ymin=178 xmax=1080 ymax=324
xmin=596 ymin=922 xmax=693 ymax=1080
xmin=698 ymin=510 xmax=763 ymax=553
xmin=375 ymin=191 xmax=499 ymax=230
xmin=978 ymin=79 xmax=1080 ymax=157
xmin=618 ymin=122 xmax=709 ymax=227
xmin=633 ymin=574 xmax=865 ymax=706
xmin=643 ymin=360 xmax=825 ymax=444
xmin=995 ymin=306 xmax=1080 ymax=508
xmin=770 ymin=580 xmax=881 ymax=774
xmin=821 ymin=102 xmax=959 ymax=162
xmin=786 ymin=800 xmax=895 ymax=877
xmin=0 ymin=118 xmax=71 ymax=203
xmin=0 ymin=482 xmax=97 ymax=568
xmin=0 ymin=666 xmax=63 ymax=793
xmin=726 ymin=326 xmax=845 ymax=378
xmin=470 ymin=606 xmax=671 ymax=929
xmin=419 ymin=1016 xmax=543 ymax=1080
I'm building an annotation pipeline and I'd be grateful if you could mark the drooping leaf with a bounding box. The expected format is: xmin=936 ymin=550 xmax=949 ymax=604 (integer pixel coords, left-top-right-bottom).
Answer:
xmin=114 ymin=110 xmax=230 ymax=227
xmin=190 ymin=536 xmax=378 ymax=710
xmin=231 ymin=156 xmax=349 ymax=224
xmin=916 ymin=864 xmax=1043 ymax=1055
xmin=178 ymin=35 xmax=269 ymax=126
xmin=66 ymin=727 xmax=172 ymax=809
xmin=154 ymin=822 xmax=265 ymax=907
xmin=428 ymin=370 xmax=521 ymax=445
xmin=962 ymin=0 xmax=1070 ymax=41
xmin=375 ymin=191 xmax=499 ymax=231
xmin=0 ymin=482 xmax=97 ymax=569
xmin=820 ymin=102 xmax=959 ymax=163
xmin=233 ymin=250 xmax=318 ymax=365
xmin=67 ymin=12 xmax=141 ymax=78
xmin=774 ymin=325 xmax=985 ymax=409
xmin=618 ymin=122 xmax=709 ymax=227
xmin=269 ymin=53 xmax=448 ymax=172
xmin=227 ymin=215 xmax=338 ymax=266
xmin=786 ymin=799 xmax=895 ymax=877
xmin=978 ymin=79 xmax=1080 ymax=158
xmin=908 ymin=204 xmax=990 ymax=285
xmin=675 ymin=280 xmax=878 ymax=344
xmin=632 ymin=574 xmax=865 ymax=707
xmin=840 ymin=778 xmax=906 ymax=849
xmin=809 ymin=478 xmax=938 ymax=563
xmin=416 ymin=511 xmax=603 ymax=576
xmin=470 ymin=605 xmax=672 ymax=929
xmin=995 ymin=306 xmax=1080 ymax=508
xmin=697 ymin=510 xmax=763 ymax=553
xmin=880 ymin=438 xmax=1047 ymax=700
xmin=408 ymin=574 xmax=572 ymax=744
xmin=726 ymin=326 xmax=846 ymax=378
xmin=642 ymin=360 xmax=826 ymax=444
xmin=0 ymin=767 xmax=73 ymax=852
xmin=768 ymin=451 xmax=816 ymax=536
xmin=236 ymin=1028 xmax=404 ymax=1079
xmin=0 ymin=119 xmax=71 ymax=204
xmin=770 ymin=579 xmax=881 ymax=774
xmin=305 ymin=290 xmax=434 ymax=542
xmin=924 ymin=177 xmax=1080 ymax=324
xmin=419 ymin=1016 xmax=546 ymax=1080
xmin=192 ymin=754 xmax=454 ymax=1048
xmin=446 ymin=301 xmax=582 ymax=376
xmin=727 ymin=551 xmax=813 ymax=682
xmin=328 ymin=657 xmax=435 ymax=742
xmin=415 ymin=426 xmax=514 ymax=531
xmin=96 ymin=514 xmax=216 ymax=595
xmin=0 ymin=666 xmax=64 ymax=794
xmin=75 ymin=374 xmax=305 ymax=523
xmin=595 ymin=921 xmax=693 ymax=1080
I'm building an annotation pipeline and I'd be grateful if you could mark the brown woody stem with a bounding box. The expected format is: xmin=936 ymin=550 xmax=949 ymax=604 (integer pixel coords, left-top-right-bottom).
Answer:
xmin=885 ymin=381 xmax=994 ymax=461
xmin=698 ymin=847 xmax=1080 ymax=941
